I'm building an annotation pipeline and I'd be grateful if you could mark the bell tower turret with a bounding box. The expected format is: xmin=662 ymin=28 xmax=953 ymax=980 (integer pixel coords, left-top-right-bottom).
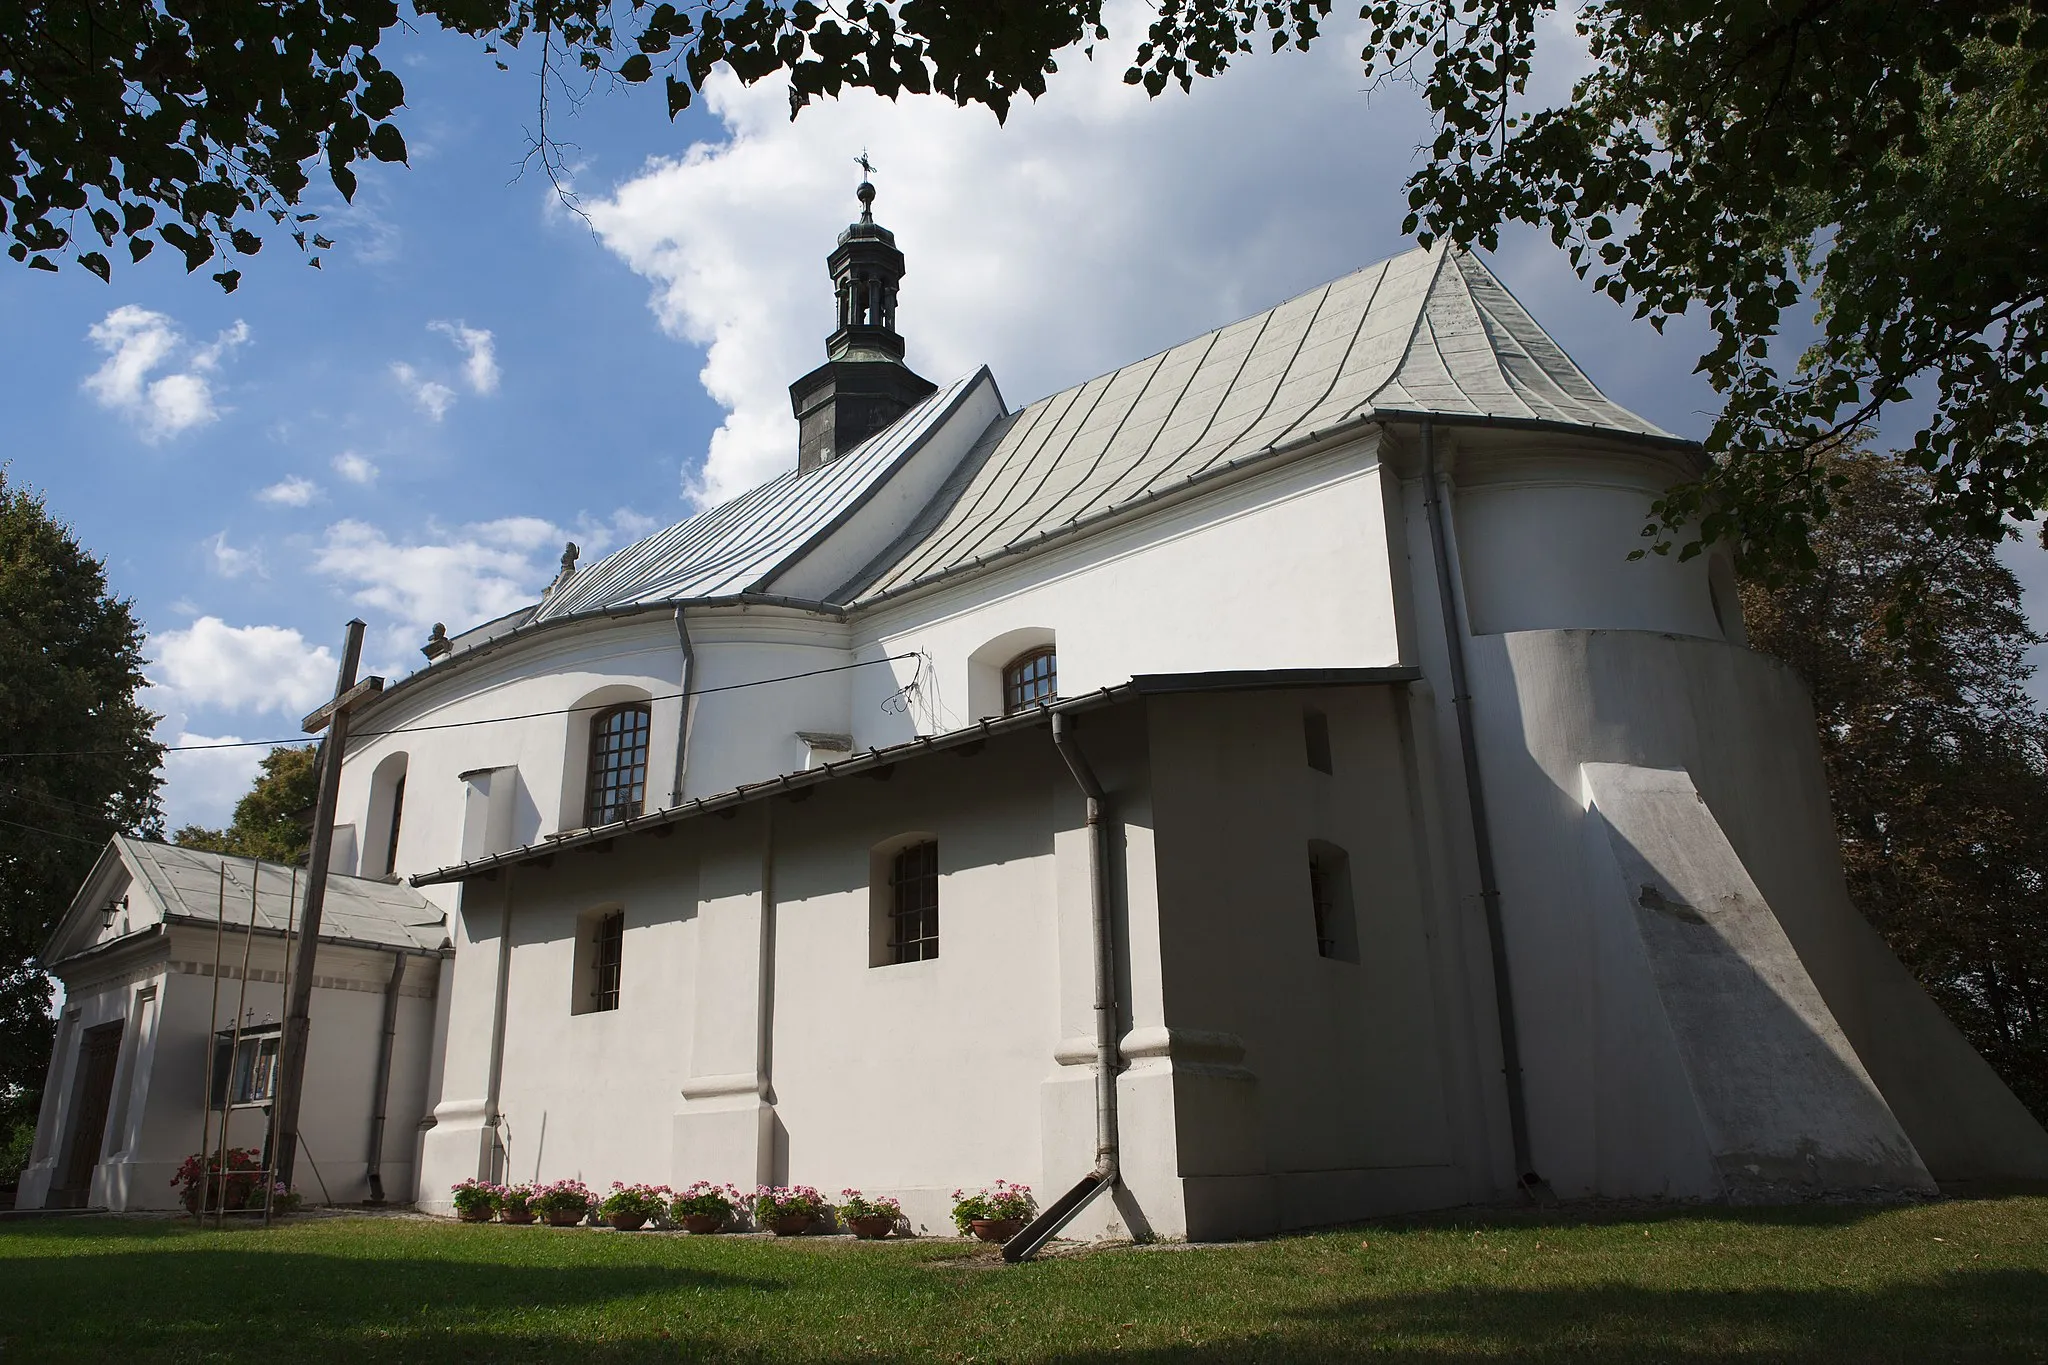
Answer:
xmin=788 ymin=161 xmax=937 ymax=471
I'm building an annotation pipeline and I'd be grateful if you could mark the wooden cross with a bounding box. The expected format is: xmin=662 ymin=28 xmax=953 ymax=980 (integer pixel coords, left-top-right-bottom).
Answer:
xmin=274 ymin=619 xmax=385 ymax=1192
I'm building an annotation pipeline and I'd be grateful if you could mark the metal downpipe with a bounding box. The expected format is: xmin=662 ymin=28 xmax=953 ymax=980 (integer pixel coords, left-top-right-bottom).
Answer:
xmin=670 ymin=607 xmax=695 ymax=807
xmin=1418 ymin=417 xmax=1543 ymax=1195
xmin=1004 ymin=711 xmax=1120 ymax=1262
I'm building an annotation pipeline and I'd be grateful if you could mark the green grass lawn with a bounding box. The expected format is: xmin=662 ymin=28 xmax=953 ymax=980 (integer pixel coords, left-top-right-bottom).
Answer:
xmin=2 ymin=1198 xmax=2045 ymax=1362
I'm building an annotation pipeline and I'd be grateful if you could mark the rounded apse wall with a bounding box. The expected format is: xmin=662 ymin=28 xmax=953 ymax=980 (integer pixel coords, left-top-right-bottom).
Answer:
xmin=1449 ymin=448 xmax=1725 ymax=640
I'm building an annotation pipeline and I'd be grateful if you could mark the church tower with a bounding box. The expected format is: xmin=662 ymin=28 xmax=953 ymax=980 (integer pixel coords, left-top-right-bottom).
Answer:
xmin=788 ymin=167 xmax=937 ymax=471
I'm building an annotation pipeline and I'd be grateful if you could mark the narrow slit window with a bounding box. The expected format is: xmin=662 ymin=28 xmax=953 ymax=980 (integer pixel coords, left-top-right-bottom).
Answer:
xmin=1303 ymin=709 xmax=1333 ymax=774
xmin=1308 ymin=842 xmax=1359 ymax=962
xmin=592 ymin=911 xmax=624 ymax=1012
xmin=1003 ymin=647 xmax=1057 ymax=714
xmin=585 ymin=704 xmax=652 ymax=827
xmin=382 ymin=774 xmax=406 ymax=877
xmin=889 ymin=840 xmax=940 ymax=963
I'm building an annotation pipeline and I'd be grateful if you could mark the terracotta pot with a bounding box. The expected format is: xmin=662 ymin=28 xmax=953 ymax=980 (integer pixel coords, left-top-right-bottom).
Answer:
xmin=499 ymin=1208 xmax=535 ymax=1225
xmin=970 ymin=1217 xmax=1024 ymax=1243
xmin=544 ymin=1206 xmax=589 ymax=1227
xmin=607 ymin=1212 xmax=650 ymax=1232
xmin=767 ymin=1212 xmax=816 ymax=1236
xmin=848 ymin=1215 xmax=895 ymax=1241
xmin=680 ymin=1213 xmax=727 ymax=1234
xmin=457 ymin=1206 xmax=494 ymax=1223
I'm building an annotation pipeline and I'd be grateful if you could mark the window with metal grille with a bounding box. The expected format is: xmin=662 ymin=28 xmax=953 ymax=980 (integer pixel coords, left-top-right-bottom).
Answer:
xmin=1003 ymin=647 xmax=1057 ymax=714
xmin=592 ymin=910 xmax=624 ymax=1012
xmin=888 ymin=840 xmax=940 ymax=963
xmin=584 ymin=704 xmax=651 ymax=827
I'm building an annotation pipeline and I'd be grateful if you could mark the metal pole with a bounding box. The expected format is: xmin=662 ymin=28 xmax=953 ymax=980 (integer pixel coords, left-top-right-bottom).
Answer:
xmin=272 ymin=620 xmax=366 ymax=1192
xmin=263 ymin=866 xmax=299 ymax=1226
xmin=214 ymin=859 xmax=261 ymax=1227
xmin=194 ymin=864 xmax=226 ymax=1217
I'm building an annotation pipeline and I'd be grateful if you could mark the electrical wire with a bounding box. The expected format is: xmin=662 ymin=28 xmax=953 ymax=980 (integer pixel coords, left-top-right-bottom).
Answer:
xmin=0 ymin=653 xmax=919 ymax=761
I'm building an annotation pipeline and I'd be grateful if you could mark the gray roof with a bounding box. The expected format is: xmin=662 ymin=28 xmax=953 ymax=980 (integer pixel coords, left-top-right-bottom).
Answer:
xmin=529 ymin=370 xmax=988 ymax=622
xmin=115 ymin=837 xmax=449 ymax=953
xmin=847 ymin=245 xmax=1673 ymax=600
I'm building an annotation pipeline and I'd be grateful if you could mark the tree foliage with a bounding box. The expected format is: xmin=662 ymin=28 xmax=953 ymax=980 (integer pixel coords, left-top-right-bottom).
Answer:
xmin=5 ymin=2 xmax=2046 ymax=547
xmin=174 ymin=744 xmax=319 ymax=867
xmin=0 ymin=469 xmax=163 ymax=1132
xmin=1741 ymin=447 xmax=2048 ymax=1124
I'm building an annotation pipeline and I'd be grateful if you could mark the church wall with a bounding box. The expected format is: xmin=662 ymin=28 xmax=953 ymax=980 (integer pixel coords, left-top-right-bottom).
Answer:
xmin=845 ymin=437 xmax=1406 ymax=746
xmin=335 ymin=615 xmax=686 ymax=890
xmin=675 ymin=609 xmax=856 ymax=800
xmin=1143 ymin=685 xmax=1475 ymax=1238
xmin=1463 ymin=628 xmax=2048 ymax=1195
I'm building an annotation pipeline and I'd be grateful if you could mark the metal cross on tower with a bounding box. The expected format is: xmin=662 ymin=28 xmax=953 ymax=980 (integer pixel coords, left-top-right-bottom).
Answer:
xmin=271 ymin=618 xmax=384 ymax=1194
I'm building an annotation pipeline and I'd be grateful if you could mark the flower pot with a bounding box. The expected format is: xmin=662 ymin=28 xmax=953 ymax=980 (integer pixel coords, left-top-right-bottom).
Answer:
xmin=767 ymin=1213 xmax=815 ymax=1236
xmin=970 ymin=1218 xmax=1024 ymax=1243
xmin=499 ymin=1208 xmax=535 ymax=1225
xmin=457 ymin=1206 xmax=494 ymax=1223
xmin=607 ymin=1212 xmax=650 ymax=1232
xmin=543 ymin=1207 xmax=588 ymax=1227
xmin=680 ymin=1213 xmax=727 ymax=1235
xmin=848 ymin=1215 xmax=895 ymax=1240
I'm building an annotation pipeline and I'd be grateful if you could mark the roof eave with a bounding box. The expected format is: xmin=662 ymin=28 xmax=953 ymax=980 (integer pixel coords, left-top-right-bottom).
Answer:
xmin=411 ymin=665 xmax=1422 ymax=887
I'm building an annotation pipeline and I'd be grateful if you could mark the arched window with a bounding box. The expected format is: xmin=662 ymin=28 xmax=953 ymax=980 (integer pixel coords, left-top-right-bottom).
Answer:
xmin=1003 ymin=647 xmax=1057 ymax=714
xmin=584 ymin=704 xmax=652 ymax=827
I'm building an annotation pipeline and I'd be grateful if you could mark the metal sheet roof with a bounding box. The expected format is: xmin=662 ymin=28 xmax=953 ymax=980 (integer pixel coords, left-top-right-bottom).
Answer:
xmin=530 ymin=370 xmax=987 ymax=622
xmin=117 ymin=837 xmax=449 ymax=953
xmin=847 ymin=245 xmax=1673 ymax=600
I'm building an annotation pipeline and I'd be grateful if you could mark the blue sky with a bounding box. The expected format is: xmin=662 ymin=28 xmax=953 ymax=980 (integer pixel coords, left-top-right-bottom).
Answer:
xmin=2 ymin=11 xmax=2042 ymax=830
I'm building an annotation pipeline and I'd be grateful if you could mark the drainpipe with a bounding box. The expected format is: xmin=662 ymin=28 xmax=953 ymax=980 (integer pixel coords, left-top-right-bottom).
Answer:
xmin=481 ymin=874 xmax=516 ymax=1183
xmin=364 ymin=949 xmax=407 ymax=1203
xmin=1418 ymin=417 xmax=1543 ymax=1196
xmin=1004 ymin=711 xmax=1120 ymax=1262
xmin=670 ymin=607 xmax=695 ymax=807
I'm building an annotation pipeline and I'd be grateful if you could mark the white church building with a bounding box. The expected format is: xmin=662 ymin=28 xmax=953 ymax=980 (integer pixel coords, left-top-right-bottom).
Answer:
xmin=25 ymin=182 xmax=2048 ymax=1237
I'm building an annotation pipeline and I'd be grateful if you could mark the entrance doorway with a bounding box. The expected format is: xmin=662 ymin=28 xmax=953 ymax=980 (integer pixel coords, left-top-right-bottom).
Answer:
xmin=52 ymin=1022 xmax=124 ymax=1209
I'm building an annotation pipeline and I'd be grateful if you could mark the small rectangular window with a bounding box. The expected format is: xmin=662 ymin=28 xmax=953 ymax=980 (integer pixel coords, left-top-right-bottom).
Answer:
xmin=593 ymin=911 xmax=624 ymax=1011
xmin=888 ymin=840 xmax=940 ymax=964
xmin=1303 ymin=708 xmax=1333 ymax=774
xmin=1308 ymin=843 xmax=1358 ymax=962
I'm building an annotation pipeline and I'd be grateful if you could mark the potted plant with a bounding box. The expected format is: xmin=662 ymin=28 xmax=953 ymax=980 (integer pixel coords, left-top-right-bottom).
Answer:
xmin=268 ymin=1182 xmax=303 ymax=1215
xmin=838 ymin=1189 xmax=903 ymax=1240
xmin=670 ymin=1181 xmax=743 ymax=1234
xmin=752 ymin=1185 xmax=827 ymax=1236
xmin=171 ymin=1148 xmax=264 ymax=1217
xmin=951 ymin=1181 xmax=1035 ymax=1243
xmin=533 ymin=1178 xmax=595 ymax=1227
xmin=451 ymin=1177 xmax=498 ymax=1223
xmin=598 ymin=1182 xmax=672 ymax=1231
xmin=496 ymin=1183 xmax=537 ymax=1224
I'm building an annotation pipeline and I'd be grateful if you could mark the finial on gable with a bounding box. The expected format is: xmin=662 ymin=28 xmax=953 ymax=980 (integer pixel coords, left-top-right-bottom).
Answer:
xmin=421 ymin=622 xmax=451 ymax=661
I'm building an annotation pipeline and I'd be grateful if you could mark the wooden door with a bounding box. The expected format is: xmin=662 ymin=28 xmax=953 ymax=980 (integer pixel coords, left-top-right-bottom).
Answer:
xmin=55 ymin=1023 xmax=124 ymax=1207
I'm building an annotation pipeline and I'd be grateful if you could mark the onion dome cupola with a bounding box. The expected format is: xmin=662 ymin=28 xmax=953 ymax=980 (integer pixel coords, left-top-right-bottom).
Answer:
xmin=788 ymin=162 xmax=938 ymax=471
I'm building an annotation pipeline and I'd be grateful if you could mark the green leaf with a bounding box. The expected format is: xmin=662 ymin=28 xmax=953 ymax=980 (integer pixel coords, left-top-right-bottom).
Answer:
xmin=368 ymin=124 xmax=407 ymax=164
xmin=621 ymin=53 xmax=653 ymax=82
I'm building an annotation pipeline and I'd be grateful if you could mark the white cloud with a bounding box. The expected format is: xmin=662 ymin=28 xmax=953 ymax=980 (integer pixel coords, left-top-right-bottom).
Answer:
xmin=333 ymin=451 xmax=379 ymax=485
xmin=392 ymin=361 xmax=457 ymax=420
xmin=430 ymin=320 xmax=500 ymax=394
xmin=150 ymin=616 xmax=336 ymax=717
xmin=83 ymin=307 xmax=248 ymax=441
xmin=308 ymin=507 xmax=668 ymax=654
xmin=158 ymin=727 xmax=269 ymax=832
xmin=582 ymin=9 xmax=1435 ymax=507
xmin=313 ymin=516 xmax=564 ymax=641
xmin=257 ymin=476 xmax=322 ymax=506
xmin=206 ymin=531 xmax=264 ymax=579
